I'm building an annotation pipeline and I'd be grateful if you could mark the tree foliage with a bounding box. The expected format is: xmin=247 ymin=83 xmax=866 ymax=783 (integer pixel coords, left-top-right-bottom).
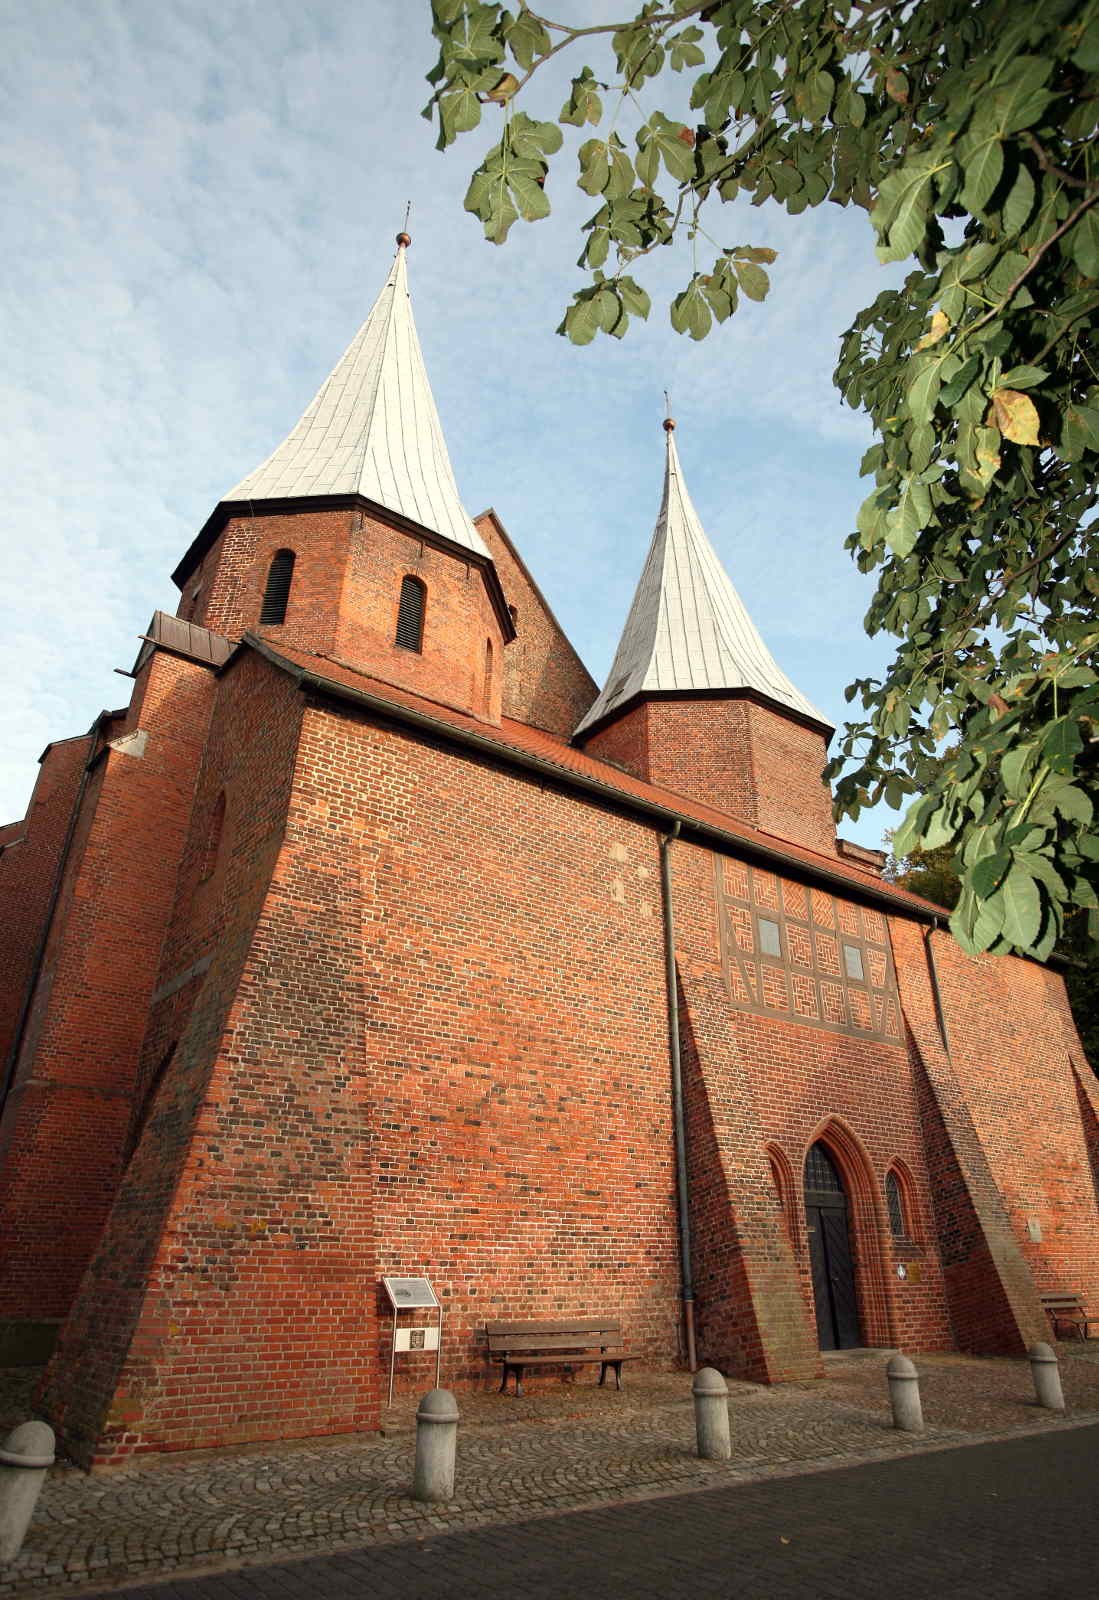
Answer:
xmin=885 ymin=830 xmax=1099 ymax=1074
xmin=424 ymin=0 xmax=1099 ymax=962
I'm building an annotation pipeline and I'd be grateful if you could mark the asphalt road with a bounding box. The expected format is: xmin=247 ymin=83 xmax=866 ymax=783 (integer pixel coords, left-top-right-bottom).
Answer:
xmin=97 ymin=1423 xmax=1099 ymax=1599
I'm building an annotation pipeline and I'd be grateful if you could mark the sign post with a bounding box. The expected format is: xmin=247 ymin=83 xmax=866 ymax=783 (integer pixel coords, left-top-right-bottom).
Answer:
xmin=381 ymin=1277 xmax=442 ymax=1406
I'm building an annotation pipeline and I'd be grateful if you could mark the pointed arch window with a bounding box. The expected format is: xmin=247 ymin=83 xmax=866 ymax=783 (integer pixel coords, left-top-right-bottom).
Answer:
xmin=396 ymin=575 xmax=426 ymax=652
xmin=260 ymin=550 xmax=296 ymax=625
xmin=885 ymin=1167 xmax=913 ymax=1241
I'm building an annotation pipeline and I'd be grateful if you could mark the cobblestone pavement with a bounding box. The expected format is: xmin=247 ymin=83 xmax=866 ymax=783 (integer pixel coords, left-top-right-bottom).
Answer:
xmin=85 ymin=1423 xmax=1099 ymax=1600
xmin=1 ymin=1346 xmax=1097 ymax=1598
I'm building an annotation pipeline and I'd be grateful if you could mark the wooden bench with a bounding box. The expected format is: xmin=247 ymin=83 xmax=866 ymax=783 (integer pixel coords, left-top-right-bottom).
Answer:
xmin=1041 ymin=1293 xmax=1099 ymax=1341
xmin=485 ymin=1319 xmax=640 ymax=1396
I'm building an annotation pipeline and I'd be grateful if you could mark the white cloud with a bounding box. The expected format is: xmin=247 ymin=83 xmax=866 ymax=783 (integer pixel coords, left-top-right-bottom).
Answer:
xmin=0 ymin=0 xmax=906 ymax=846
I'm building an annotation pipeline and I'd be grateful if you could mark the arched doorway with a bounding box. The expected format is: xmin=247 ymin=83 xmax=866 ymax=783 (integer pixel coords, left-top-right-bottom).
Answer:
xmin=804 ymin=1141 xmax=861 ymax=1350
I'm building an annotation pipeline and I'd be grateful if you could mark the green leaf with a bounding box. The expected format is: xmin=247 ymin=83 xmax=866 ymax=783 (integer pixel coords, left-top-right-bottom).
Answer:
xmin=940 ymin=355 xmax=981 ymax=408
xmin=505 ymin=9 xmax=550 ymax=71
xmin=1073 ymin=17 xmax=1099 ymax=70
xmin=959 ymin=135 xmax=1004 ymax=214
xmin=1050 ymin=784 xmax=1093 ymax=826
xmin=906 ymin=359 xmax=943 ymax=425
xmin=578 ymin=139 xmax=611 ymax=196
xmin=669 ymin=25 xmax=705 ymax=72
xmin=873 ymin=155 xmax=946 ymax=264
xmin=670 ymin=277 xmax=712 ymax=341
xmin=1068 ymin=208 xmax=1099 ymax=279
xmin=1062 ymin=403 xmax=1099 ymax=461
xmin=972 ymin=850 xmax=1011 ymax=898
xmin=734 ymin=260 xmax=769 ymax=301
xmin=637 ymin=113 xmax=697 ymax=184
xmin=617 ymin=276 xmax=651 ymax=319
xmin=560 ymin=67 xmax=603 ymax=128
xmin=1042 ymin=718 xmax=1084 ymax=775
xmin=885 ymin=476 xmax=931 ymax=555
xmin=999 ymin=862 xmax=1043 ymax=949
xmin=1000 ymin=162 xmax=1035 ymax=236
xmin=510 ymin=172 xmax=550 ymax=223
xmin=998 ymin=364 xmax=1048 ymax=390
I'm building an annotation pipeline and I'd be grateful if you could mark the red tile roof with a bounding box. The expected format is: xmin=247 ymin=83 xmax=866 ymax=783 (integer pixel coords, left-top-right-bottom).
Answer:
xmin=244 ymin=636 xmax=940 ymax=921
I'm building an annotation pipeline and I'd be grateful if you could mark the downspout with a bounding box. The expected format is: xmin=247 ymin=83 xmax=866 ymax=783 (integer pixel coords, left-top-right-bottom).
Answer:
xmin=0 ymin=721 xmax=101 ymax=1125
xmin=923 ymin=917 xmax=951 ymax=1057
xmin=660 ymin=818 xmax=697 ymax=1372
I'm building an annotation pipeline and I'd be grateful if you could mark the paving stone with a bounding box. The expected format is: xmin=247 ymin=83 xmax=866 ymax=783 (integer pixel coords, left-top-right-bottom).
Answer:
xmin=0 ymin=1348 xmax=1097 ymax=1597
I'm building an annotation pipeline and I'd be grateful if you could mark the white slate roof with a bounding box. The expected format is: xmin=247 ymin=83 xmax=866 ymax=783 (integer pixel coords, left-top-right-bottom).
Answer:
xmin=222 ymin=242 xmax=490 ymax=559
xmin=575 ymin=426 xmax=830 ymax=736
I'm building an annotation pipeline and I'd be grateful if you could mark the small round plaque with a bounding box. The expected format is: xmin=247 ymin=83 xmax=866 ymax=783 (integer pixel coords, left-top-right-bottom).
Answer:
xmin=896 ymin=1262 xmax=908 ymax=1280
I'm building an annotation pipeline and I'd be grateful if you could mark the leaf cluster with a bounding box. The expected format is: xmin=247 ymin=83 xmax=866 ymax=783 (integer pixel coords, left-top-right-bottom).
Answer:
xmin=424 ymin=0 xmax=1099 ymax=959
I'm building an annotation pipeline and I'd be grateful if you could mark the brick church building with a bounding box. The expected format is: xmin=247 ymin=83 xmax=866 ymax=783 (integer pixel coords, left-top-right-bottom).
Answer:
xmin=1 ymin=235 xmax=1096 ymax=1468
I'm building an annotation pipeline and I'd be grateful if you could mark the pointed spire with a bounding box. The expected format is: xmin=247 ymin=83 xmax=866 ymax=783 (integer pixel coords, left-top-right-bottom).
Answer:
xmin=222 ymin=235 xmax=490 ymax=559
xmin=575 ymin=418 xmax=830 ymax=737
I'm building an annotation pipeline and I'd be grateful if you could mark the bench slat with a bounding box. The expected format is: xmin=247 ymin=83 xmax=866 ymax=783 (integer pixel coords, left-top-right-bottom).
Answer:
xmin=487 ymin=1332 xmax=621 ymax=1353
xmin=485 ymin=1320 xmax=622 ymax=1336
xmin=489 ymin=1352 xmax=639 ymax=1368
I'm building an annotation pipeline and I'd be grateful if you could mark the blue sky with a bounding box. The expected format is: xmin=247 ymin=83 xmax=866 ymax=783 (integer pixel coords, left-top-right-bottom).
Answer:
xmin=1 ymin=0 xmax=908 ymax=846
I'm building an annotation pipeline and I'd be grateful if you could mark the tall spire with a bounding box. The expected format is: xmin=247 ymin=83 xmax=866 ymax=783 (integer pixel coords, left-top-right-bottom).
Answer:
xmin=575 ymin=418 xmax=829 ymax=737
xmin=222 ymin=235 xmax=490 ymax=559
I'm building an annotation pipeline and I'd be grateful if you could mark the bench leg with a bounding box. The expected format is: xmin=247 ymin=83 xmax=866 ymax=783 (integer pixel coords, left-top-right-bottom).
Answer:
xmin=498 ymin=1366 xmax=510 ymax=1394
xmin=514 ymin=1364 xmax=524 ymax=1397
xmin=613 ymin=1361 xmax=622 ymax=1391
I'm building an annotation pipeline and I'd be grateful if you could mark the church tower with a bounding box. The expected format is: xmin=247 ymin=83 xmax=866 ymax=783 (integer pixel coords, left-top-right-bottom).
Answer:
xmin=172 ymin=234 xmax=514 ymax=723
xmin=575 ymin=418 xmax=836 ymax=856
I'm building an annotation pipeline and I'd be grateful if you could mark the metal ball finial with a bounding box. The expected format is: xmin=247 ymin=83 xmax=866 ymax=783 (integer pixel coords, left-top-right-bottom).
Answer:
xmin=663 ymin=416 xmax=676 ymax=431
xmin=396 ymin=232 xmax=412 ymax=248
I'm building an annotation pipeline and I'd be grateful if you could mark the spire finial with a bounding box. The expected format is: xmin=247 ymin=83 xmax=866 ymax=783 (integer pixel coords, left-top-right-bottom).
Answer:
xmin=663 ymin=389 xmax=676 ymax=431
xmin=397 ymin=201 xmax=412 ymax=249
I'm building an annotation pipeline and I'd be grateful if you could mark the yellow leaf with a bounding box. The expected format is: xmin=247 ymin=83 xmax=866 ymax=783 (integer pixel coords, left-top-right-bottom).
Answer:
xmin=485 ymin=72 xmax=519 ymax=103
xmin=916 ymin=310 xmax=950 ymax=350
xmin=989 ymin=388 xmax=1040 ymax=446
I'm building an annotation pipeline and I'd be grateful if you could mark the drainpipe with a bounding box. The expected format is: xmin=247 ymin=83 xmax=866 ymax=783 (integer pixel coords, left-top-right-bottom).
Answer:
xmin=922 ymin=918 xmax=951 ymax=1056
xmin=660 ymin=819 xmax=697 ymax=1372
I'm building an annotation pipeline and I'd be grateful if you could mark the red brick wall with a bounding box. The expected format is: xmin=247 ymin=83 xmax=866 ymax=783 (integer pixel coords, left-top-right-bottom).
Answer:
xmin=340 ymin=702 xmax=683 ymax=1390
xmin=581 ymin=701 xmax=651 ymax=779
xmin=741 ymin=703 xmax=835 ymax=856
xmin=40 ymin=654 xmax=353 ymax=1465
xmin=180 ymin=509 xmax=350 ymax=654
xmin=337 ymin=511 xmax=504 ymax=723
xmin=927 ymin=933 xmax=1099 ymax=1312
xmin=180 ymin=507 xmax=506 ymax=725
xmin=890 ymin=921 xmax=1048 ymax=1354
xmin=674 ymin=843 xmax=953 ymax=1368
xmin=473 ymin=510 xmax=598 ymax=736
xmin=582 ymin=697 xmax=835 ymax=855
xmin=0 ymin=734 xmax=90 ymax=1077
xmin=0 ymin=652 xmax=215 ymax=1328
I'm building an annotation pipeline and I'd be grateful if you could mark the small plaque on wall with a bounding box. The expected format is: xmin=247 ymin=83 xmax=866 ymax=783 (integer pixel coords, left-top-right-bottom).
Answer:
xmin=382 ymin=1277 xmax=440 ymax=1310
xmin=395 ymin=1326 xmax=440 ymax=1352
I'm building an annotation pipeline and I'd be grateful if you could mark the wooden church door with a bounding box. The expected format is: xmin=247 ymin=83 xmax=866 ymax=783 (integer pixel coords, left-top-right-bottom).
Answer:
xmin=804 ymin=1142 xmax=861 ymax=1351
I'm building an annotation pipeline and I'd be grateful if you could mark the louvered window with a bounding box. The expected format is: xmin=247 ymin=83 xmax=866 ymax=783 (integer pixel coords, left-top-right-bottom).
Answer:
xmin=396 ymin=575 xmax=426 ymax=652
xmin=260 ymin=550 xmax=295 ymax=625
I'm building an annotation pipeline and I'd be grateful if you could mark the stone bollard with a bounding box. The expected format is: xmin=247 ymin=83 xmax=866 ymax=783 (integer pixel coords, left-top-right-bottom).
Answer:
xmin=0 ymin=1420 xmax=55 ymax=1563
xmin=413 ymin=1388 xmax=460 ymax=1503
xmin=1029 ymin=1342 xmax=1065 ymax=1412
xmin=692 ymin=1366 xmax=731 ymax=1461
xmin=887 ymin=1353 xmax=924 ymax=1432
